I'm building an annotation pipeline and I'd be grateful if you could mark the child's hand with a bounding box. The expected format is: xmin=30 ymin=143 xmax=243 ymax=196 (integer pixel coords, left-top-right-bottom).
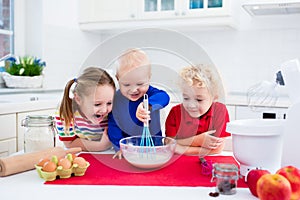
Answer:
xmin=112 ymin=150 xmax=123 ymax=159
xmin=198 ymin=130 xmax=224 ymax=150
xmin=136 ymin=102 xmax=151 ymax=123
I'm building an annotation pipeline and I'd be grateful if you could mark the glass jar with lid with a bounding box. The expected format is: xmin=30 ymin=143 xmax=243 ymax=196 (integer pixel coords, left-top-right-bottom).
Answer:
xmin=211 ymin=163 xmax=240 ymax=195
xmin=22 ymin=115 xmax=56 ymax=153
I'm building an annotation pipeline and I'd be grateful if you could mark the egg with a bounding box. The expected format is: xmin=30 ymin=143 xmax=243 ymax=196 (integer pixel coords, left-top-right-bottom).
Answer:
xmin=73 ymin=157 xmax=87 ymax=168
xmin=42 ymin=161 xmax=57 ymax=172
xmin=37 ymin=158 xmax=50 ymax=167
xmin=58 ymin=158 xmax=72 ymax=169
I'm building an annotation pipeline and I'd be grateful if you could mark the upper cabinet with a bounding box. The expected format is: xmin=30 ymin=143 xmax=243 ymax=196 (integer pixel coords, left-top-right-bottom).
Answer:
xmin=139 ymin=0 xmax=181 ymax=19
xmin=140 ymin=0 xmax=230 ymax=19
xmin=78 ymin=0 xmax=138 ymax=23
xmin=78 ymin=0 xmax=235 ymax=31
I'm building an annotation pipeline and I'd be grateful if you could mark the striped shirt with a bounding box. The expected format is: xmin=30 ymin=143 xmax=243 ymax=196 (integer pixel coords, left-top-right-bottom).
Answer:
xmin=55 ymin=111 xmax=107 ymax=141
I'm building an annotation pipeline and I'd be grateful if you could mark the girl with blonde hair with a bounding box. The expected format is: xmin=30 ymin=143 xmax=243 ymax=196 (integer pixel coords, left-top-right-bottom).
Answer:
xmin=56 ymin=67 xmax=116 ymax=151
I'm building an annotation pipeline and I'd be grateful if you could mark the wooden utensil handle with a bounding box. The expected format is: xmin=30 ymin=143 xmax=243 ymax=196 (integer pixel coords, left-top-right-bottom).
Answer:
xmin=65 ymin=147 xmax=82 ymax=154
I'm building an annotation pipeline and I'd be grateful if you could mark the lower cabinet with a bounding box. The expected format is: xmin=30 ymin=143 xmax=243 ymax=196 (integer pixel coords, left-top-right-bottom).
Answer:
xmin=226 ymin=105 xmax=235 ymax=121
xmin=0 ymin=139 xmax=16 ymax=157
xmin=235 ymin=105 xmax=287 ymax=120
xmin=0 ymin=102 xmax=289 ymax=157
xmin=0 ymin=114 xmax=17 ymax=157
xmin=0 ymin=109 xmax=57 ymax=157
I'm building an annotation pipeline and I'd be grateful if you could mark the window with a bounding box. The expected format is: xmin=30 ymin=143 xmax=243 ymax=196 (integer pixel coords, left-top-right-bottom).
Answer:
xmin=0 ymin=0 xmax=13 ymax=59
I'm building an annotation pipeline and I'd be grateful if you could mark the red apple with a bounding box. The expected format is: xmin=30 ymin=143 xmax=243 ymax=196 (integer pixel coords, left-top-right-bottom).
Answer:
xmin=276 ymin=165 xmax=300 ymax=200
xmin=257 ymin=174 xmax=292 ymax=200
xmin=246 ymin=169 xmax=270 ymax=197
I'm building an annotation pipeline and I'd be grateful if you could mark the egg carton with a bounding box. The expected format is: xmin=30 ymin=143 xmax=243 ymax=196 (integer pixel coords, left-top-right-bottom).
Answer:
xmin=35 ymin=161 xmax=90 ymax=181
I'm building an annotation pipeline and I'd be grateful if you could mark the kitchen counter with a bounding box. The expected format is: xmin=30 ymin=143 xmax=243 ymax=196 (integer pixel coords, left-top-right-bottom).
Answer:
xmin=225 ymin=91 xmax=291 ymax=108
xmin=0 ymin=88 xmax=63 ymax=114
xmin=0 ymin=88 xmax=292 ymax=115
xmin=0 ymin=151 xmax=257 ymax=200
xmin=0 ymin=100 xmax=61 ymax=115
xmin=0 ymin=87 xmax=63 ymax=95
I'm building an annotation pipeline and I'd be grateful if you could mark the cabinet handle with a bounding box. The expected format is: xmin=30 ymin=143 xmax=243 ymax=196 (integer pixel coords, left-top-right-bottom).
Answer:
xmin=262 ymin=112 xmax=276 ymax=119
xmin=181 ymin=11 xmax=186 ymax=15
xmin=130 ymin=14 xmax=135 ymax=18
xmin=174 ymin=11 xmax=179 ymax=16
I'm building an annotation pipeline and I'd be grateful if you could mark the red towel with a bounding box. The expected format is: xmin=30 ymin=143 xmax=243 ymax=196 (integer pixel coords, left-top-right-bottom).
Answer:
xmin=45 ymin=153 xmax=248 ymax=188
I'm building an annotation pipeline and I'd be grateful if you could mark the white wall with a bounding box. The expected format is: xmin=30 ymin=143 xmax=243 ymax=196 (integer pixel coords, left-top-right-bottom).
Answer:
xmin=18 ymin=0 xmax=300 ymax=95
xmin=183 ymin=28 xmax=300 ymax=94
xmin=42 ymin=0 xmax=104 ymax=89
xmin=15 ymin=0 xmax=102 ymax=89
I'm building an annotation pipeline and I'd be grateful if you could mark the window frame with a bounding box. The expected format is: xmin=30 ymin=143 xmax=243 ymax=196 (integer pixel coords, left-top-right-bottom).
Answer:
xmin=0 ymin=0 xmax=14 ymax=57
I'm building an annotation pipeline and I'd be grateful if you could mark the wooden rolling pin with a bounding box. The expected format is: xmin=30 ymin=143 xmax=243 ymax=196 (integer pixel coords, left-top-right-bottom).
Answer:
xmin=0 ymin=146 xmax=82 ymax=177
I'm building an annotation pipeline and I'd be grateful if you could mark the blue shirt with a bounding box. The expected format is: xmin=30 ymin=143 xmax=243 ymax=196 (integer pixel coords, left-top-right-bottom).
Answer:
xmin=108 ymin=85 xmax=170 ymax=150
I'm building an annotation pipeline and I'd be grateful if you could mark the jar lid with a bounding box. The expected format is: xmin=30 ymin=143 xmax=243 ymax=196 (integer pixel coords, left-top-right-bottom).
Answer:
xmin=22 ymin=115 xmax=54 ymax=127
xmin=213 ymin=163 xmax=239 ymax=179
xmin=213 ymin=163 xmax=238 ymax=172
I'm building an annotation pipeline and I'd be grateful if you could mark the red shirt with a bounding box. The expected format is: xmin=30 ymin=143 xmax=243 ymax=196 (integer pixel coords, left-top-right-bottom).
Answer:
xmin=165 ymin=102 xmax=230 ymax=139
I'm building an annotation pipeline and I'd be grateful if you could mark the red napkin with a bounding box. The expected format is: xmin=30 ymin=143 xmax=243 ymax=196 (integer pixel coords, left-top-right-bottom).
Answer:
xmin=45 ymin=153 xmax=248 ymax=188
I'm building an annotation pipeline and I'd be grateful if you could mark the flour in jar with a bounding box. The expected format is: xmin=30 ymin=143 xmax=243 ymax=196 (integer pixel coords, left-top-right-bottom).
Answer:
xmin=24 ymin=126 xmax=55 ymax=153
xmin=24 ymin=138 xmax=54 ymax=152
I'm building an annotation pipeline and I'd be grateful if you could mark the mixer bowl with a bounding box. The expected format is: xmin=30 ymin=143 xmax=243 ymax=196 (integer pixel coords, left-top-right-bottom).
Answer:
xmin=226 ymin=119 xmax=284 ymax=176
xmin=120 ymin=136 xmax=176 ymax=169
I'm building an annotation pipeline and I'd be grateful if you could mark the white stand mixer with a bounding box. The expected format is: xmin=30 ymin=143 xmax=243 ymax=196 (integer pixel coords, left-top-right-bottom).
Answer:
xmin=226 ymin=59 xmax=300 ymax=176
xmin=280 ymin=59 xmax=300 ymax=168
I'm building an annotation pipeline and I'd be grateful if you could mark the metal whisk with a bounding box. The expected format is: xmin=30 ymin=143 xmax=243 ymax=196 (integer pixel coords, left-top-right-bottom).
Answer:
xmin=247 ymin=71 xmax=285 ymax=109
xmin=140 ymin=94 xmax=155 ymax=154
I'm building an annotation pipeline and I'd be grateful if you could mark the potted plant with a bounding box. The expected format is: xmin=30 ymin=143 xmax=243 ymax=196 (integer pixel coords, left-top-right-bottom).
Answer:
xmin=2 ymin=55 xmax=46 ymax=88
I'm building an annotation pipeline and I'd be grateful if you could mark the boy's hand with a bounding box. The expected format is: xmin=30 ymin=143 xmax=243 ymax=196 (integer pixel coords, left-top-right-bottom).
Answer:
xmin=112 ymin=150 xmax=123 ymax=159
xmin=136 ymin=102 xmax=151 ymax=123
xmin=198 ymin=130 xmax=224 ymax=150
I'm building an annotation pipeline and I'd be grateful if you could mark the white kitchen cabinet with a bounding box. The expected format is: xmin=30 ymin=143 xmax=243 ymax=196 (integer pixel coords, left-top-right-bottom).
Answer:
xmin=0 ymin=114 xmax=16 ymax=141
xmin=139 ymin=0 xmax=181 ymax=19
xmin=139 ymin=0 xmax=230 ymax=19
xmin=0 ymin=114 xmax=17 ymax=157
xmin=0 ymin=90 xmax=62 ymax=156
xmin=78 ymin=0 xmax=138 ymax=23
xmin=16 ymin=109 xmax=56 ymax=152
xmin=78 ymin=0 xmax=235 ymax=31
xmin=0 ymin=139 xmax=16 ymax=157
xmin=183 ymin=0 xmax=230 ymax=17
xmin=226 ymin=105 xmax=235 ymax=121
xmin=235 ymin=105 xmax=288 ymax=120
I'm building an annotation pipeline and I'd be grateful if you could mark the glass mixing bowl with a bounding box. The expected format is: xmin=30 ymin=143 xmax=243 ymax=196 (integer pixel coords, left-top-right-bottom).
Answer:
xmin=120 ymin=136 xmax=176 ymax=169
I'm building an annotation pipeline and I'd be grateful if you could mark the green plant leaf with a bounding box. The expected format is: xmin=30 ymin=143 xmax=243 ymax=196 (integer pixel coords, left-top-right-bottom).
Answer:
xmin=5 ymin=56 xmax=46 ymax=76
